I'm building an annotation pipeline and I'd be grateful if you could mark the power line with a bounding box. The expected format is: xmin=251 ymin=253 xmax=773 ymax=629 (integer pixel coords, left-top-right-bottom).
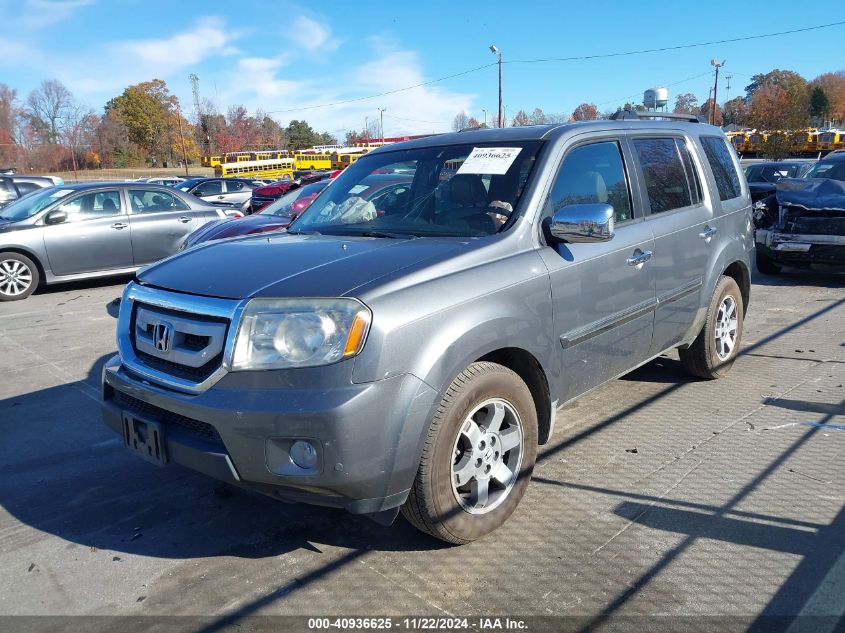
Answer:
xmin=383 ymin=112 xmax=447 ymax=125
xmin=262 ymin=19 xmax=845 ymax=116
xmin=595 ymin=71 xmax=714 ymax=108
xmin=264 ymin=63 xmax=496 ymax=115
xmin=505 ymin=20 xmax=845 ymax=65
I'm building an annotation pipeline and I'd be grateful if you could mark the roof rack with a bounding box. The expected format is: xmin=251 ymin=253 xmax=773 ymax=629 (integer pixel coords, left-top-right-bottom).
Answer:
xmin=609 ymin=109 xmax=705 ymax=123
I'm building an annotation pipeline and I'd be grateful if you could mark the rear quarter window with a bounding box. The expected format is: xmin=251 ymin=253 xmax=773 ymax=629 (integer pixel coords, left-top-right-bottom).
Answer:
xmin=700 ymin=136 xmax=742 ymax=201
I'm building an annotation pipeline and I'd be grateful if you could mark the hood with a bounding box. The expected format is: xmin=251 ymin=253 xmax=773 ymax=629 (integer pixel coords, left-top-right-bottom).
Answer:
xmin=776 ymin=178 xmax=845 ymax=212
xmin=186 ymin=214 xmax=293 ymax=246
xmin=138 ymin=233 xmax=467 ymax=299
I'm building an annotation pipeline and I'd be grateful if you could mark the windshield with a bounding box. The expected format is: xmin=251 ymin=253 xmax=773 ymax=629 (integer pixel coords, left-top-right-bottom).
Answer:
xmin=806 ymin=160 xmax=845 ymax=182
xmin=260 ymin=181 xmax=329 ymax=216
xmin=745 ymin=163 xmax=803 ymax=183
xmin=289 ymin=141 xmax=543 ymax=238
xmin=0 ymin=186 xmax=67 ymax=221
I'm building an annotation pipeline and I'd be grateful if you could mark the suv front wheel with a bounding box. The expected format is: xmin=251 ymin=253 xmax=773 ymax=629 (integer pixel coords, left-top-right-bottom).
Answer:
xmin=402 ymin=362 xmax=538 ymax=544
xmin=679 ymin=276 xmax=744 ymax=379
xmin=0 ymin=252 xmax=40 ymax=301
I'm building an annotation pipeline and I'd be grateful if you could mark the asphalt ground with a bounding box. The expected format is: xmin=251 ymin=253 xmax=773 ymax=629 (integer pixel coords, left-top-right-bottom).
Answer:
xmin=0 ymin=268 xmax=843 ymax=633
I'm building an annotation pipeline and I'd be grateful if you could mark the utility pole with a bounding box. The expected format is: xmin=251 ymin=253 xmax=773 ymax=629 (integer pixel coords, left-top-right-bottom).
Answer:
xmin=176 ymin=105 xmax=189 ymax=177
xmin=490 ymin=45 xmax=503 ymax=128
xmin=378 ymin=108 xmax=385 ymax=143
xmin=724 ymin=74 xmax=732 ymax=103
xmin=364 ymin=116 xmax=369 ymax=143
xmin=710 ymin=59 xmax=725 ymax=125
xmin=482 ymin=108 xmax=488 ymax=127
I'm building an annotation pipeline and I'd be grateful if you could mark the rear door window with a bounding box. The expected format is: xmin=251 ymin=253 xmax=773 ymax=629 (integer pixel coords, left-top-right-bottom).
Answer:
xmin=700 ymin=136 xmax=742 ymax=200
xmin=632 ymin=138 xmax=697 ymax=214
xmin=225 ymin=180 xmax=250 ymax=192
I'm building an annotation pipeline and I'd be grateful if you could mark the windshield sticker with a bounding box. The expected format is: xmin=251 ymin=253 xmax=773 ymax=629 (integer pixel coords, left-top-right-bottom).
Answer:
xmin=348 ymin=185 xmax=368 ymax=194
xmin=50 ymin=189 xmax=73 ymax=198
xmin=457 ymin=147 xmax=522 ymax=175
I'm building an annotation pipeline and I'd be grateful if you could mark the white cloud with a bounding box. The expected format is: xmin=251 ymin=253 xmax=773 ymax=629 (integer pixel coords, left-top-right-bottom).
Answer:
xmin=219 ymin=41 xmax=474 ymax=138
xmin=15 ymin=0 xmax=95 ymax=30
xmin=114 ymin=17 xmax=234 ymax=68
xmin=289 ymin=16 xmax=338 ymax=52
xmin=49 ymin=18 xmax=242 ymax=98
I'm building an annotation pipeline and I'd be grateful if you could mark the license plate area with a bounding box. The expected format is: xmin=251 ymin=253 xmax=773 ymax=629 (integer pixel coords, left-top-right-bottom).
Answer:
xmin=122 ymin=413 xmax=168 ymax=466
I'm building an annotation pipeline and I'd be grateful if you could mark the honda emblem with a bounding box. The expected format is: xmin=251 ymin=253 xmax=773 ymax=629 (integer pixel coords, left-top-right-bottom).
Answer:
xmin=153 ymin=321 xmax=173 ymax=353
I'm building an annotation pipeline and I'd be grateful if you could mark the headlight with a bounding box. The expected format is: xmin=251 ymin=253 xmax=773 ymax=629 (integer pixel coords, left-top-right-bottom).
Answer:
xmin=231 ymin=298 xmax=371 ymax=370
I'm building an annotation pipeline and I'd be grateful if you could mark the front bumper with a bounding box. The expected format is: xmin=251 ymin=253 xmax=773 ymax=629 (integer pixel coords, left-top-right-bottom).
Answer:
xmin=756 ymin=229 xmax=845 ymax=266
xmin=102 ymin=356 xmax=437 ymax=513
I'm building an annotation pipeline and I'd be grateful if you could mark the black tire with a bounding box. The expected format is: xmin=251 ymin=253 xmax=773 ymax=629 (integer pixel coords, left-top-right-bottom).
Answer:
xmin=679 ymin=276 xmax=744 ymax=379
xmin=401 ymin=362 xmax=538 ymax=544
xmin=756 ymin=250 xmax=781 ymax=275
xmin=0 ymin=252 xmax=40 ymax=301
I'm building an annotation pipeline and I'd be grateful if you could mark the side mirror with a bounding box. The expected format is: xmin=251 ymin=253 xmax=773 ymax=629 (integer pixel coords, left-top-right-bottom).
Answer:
xmin=549 ymin=203 xmax=615 ymax=243
xmin=45 ymin=209 xmax=68 ymax=225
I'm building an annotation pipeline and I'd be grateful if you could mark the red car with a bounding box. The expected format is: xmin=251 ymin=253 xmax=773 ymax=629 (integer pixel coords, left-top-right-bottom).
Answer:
xmin=249 ymin=179 xmax=299 ymax=213
xmin=182 ymin=181 xmax=330 ymax=248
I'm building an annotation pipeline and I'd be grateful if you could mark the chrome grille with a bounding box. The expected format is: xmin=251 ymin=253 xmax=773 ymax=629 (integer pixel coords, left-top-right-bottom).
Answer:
xmin=118 ymin=282 xmax=241 ymax=394
xmin=131 ymin=303 xmax=229 ymax=382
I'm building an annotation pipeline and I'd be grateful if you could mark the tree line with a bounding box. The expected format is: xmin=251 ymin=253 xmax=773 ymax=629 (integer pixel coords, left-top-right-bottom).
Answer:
xmin=453 ymin=68 xmax=845 ymax=131
xmin=0 ymin=78 xmax=338 ymax=174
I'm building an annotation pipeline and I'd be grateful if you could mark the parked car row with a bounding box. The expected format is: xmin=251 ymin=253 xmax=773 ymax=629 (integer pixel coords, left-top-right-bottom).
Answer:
xmin=0 ymin=182 xmax=232 ymax=300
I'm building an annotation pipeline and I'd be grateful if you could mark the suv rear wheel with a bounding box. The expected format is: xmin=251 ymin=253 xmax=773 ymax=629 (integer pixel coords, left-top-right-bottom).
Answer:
xmin=401 ymin=362 xmax=538 ymax=544
xmin=679 ymin=276 xmax=744 ymax=379
xmin=0 ymin=252 xmax=40 ymax=301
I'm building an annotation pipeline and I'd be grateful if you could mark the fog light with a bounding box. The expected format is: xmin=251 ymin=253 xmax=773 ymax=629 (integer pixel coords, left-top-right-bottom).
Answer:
xmin=290 ymin=440 xmax=318 ymax=469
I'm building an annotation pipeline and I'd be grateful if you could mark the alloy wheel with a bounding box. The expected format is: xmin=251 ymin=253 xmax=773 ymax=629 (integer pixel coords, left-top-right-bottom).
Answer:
xmin=451 ymin=398 xmax=524 ymax=515
xmin=714 ymin=295 xmax=738 ymax=361
xmin=0 ymin=259 xmax=33 ymax=297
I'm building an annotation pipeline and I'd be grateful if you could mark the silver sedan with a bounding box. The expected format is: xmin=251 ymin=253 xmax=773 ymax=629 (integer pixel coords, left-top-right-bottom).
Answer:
xmin=0 ymin=182 xmax=231 ymax=301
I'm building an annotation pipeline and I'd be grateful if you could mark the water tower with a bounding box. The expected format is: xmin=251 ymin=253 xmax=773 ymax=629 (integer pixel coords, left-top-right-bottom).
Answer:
xmin=643 ymin=87 xmax=669 ymax=111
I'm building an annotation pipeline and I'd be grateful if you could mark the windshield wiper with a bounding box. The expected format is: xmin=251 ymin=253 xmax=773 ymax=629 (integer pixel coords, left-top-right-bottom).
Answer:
xmin=286 ymin=229 xmax=321 ymax=236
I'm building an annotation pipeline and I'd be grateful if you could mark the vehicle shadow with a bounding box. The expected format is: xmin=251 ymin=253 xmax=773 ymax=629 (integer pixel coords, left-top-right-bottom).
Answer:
xmin=752 ymin=267 xmax=845 ymax=288
xmin=0 ymin=352 xmax=446 ymax=561
xmin=618 ymin=354 xmax=693 ymax=384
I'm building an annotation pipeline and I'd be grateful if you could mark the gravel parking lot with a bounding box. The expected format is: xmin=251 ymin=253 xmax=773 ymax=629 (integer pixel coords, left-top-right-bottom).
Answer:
xmin=0 ymin=269 xmax=843 ymax=630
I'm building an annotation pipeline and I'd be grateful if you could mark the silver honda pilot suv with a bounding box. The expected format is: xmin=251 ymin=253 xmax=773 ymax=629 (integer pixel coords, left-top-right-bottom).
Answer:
xmin=102 ymin=115 xmax=753 ymax=544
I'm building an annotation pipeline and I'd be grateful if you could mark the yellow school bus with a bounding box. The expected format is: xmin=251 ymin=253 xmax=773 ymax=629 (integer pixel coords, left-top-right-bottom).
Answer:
xmin=817 ymin=130 xmax=843 ymax=151
xmin=202 ymin=155 xmax=222 ymax=167
xmin=293 ymin=153 xmax=333 ymax=170
xmin=214 ymin=158 xmax=296 ymax=180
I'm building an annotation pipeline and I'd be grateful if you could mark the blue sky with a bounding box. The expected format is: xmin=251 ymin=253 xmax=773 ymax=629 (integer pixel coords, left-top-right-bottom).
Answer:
xmin=0 ymin=0 xmax=841 ymax=138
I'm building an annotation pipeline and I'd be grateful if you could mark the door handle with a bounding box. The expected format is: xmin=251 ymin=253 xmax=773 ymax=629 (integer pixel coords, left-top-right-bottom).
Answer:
xmin=627 ymin=249 xmax=653 ymax=267
xmin=111 ymin=222 xmax=128 ymax=230
xmin=217 ymin=195 xmax=225 ymax=199
xmin=699 ymin=225 xmax=719 ymax=240
xmin=177 ymin=216 xmax=191 ymax=223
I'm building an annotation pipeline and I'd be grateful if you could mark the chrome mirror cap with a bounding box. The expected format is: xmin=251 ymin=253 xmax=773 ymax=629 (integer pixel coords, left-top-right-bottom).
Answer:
xmin=549 ymin=203 xmax=615 ymax=243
